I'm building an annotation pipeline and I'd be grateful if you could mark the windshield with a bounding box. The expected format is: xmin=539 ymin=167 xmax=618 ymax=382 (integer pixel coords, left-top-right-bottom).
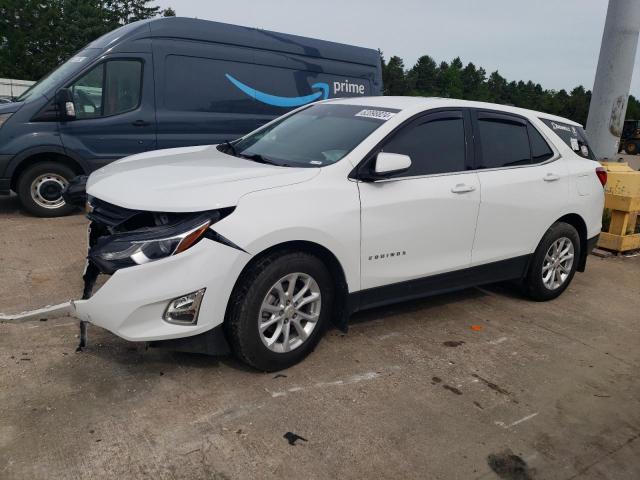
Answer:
xmin=224 ymin=103 xmax=399 ymax=167
xmin=16 ymin=49 xmax=98 ymax=102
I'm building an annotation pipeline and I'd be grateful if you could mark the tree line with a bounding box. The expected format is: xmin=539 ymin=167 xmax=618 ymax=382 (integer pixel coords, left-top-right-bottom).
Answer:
xmin=381 ymin=53 xmax=640 ymax=127
xmin=0 ymin=0 xmax=174 ymax=81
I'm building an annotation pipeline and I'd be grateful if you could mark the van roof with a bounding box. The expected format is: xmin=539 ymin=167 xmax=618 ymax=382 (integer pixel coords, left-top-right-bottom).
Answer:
xmin=88 ymin=17 xmax=380 ymax=68
xmin=325 ymin=96 xmax=584 ymax=127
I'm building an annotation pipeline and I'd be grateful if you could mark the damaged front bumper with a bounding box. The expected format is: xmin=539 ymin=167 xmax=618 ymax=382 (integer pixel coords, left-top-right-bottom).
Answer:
xmin=72 ymin=198 xmax=249 ymax=351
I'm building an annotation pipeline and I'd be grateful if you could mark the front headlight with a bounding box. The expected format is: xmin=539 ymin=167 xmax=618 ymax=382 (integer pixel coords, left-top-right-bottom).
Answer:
xmin=0 ymin=113 xmax=13 ymax=129
xmin=90 ymin=214 xmax=212 ymax=274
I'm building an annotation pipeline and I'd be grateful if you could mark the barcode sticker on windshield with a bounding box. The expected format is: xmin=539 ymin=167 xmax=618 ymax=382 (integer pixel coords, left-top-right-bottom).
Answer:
xmin=355 ymin=109 xmax=396 ymax=121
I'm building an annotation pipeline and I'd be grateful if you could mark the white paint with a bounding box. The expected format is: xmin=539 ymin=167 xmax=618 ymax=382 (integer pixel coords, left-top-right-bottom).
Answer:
xmin=495 ymin=412 xmax=539 ymax=429
xmin=77 ymin=96 xmax=603 ymax=345
xmin=489 ymin=337 xmax=508 ymax=345
xmin=271 ymin=370 xmax=383 ymax=398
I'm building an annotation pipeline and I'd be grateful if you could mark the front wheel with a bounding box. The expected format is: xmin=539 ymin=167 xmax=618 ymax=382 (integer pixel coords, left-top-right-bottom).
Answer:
xmin=226 ymin=251 xmax=334 ymax=371
xmin=17 ymin=162 xmax=76 ymax=217
xmin=522 ymin=222 xmax=580 ymax=301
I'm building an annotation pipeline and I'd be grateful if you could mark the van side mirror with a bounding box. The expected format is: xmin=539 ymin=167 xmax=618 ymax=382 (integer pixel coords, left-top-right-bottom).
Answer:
xmin=56 ymin=88 xmax=76 ymax=121
xmin=373 ymin=152 xmax=411 ymax=177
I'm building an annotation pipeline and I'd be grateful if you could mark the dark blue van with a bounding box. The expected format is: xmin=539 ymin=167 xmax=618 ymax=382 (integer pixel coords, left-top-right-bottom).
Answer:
xmin=0 ymin=17 xmax=382 ymax=216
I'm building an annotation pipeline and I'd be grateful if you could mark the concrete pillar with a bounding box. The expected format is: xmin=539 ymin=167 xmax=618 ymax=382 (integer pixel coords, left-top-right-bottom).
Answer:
xmin=586 ymin=0 xmax=640 ymax=159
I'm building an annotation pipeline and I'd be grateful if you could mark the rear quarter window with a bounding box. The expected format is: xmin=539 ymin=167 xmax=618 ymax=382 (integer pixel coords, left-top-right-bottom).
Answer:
xmin=541 ymin=119 xmax=595 ymax=159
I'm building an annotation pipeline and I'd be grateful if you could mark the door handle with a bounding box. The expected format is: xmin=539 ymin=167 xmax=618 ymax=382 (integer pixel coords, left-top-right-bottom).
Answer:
xmin=451 ymin=183 xmax=476 ymax=194
xmin=543 ymin=173 xmax=560 ymax=182
xmin=131 ymin=120 xmax=150 ymax=127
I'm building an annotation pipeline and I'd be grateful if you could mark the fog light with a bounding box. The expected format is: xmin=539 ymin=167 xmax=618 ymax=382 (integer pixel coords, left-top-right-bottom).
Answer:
xmin=163 ymin=288 xmax=206 ymax=325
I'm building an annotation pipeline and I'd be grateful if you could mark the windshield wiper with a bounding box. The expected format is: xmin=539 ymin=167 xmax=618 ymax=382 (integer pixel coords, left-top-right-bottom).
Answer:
xmin=221 ymin=139 xmax=237 ymax=156
xmin=239 ymin=153 xmax=286 ymax=166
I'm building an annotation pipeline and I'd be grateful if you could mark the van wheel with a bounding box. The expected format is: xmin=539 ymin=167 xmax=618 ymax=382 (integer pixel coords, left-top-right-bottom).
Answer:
xmin=523 ymin=222 xmax=580 ymax=301
xmin=226 ymin=251 xmax=334 ymax=371
xmin=17 ymin=162 xmax=76 ymax=217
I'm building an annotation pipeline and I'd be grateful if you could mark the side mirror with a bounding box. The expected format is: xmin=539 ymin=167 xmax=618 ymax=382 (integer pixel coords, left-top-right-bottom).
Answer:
xmin=56 ymin=88 xmax=76 ymax=121
xmin=373 ymin=152 xmax=411 ymax=177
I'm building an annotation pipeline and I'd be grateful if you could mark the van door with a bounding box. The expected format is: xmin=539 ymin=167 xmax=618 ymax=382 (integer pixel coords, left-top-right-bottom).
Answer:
xmin=59 ymin=54 xmax=156 ymax=170
xmin=470 ymin=110 xmax=569 ymax=267
xmin=359 ymin=110 xmax=480 ymax=294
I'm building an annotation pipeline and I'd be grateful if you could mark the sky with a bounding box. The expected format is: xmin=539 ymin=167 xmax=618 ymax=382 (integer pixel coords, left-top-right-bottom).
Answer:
xmin=152 ymin=0 xmax=640 ymax=97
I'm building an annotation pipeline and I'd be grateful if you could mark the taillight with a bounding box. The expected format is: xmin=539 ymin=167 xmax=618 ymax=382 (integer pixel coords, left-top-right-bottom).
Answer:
xmin=595 ymin=167 xmax=607 ymax=187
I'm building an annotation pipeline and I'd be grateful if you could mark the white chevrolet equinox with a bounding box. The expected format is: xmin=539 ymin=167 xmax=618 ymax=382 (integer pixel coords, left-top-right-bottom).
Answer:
xmin=73 ymin=97 xmax=606 ymax=371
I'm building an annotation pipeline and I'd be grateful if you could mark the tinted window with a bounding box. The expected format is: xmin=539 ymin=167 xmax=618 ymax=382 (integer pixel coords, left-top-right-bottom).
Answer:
xmin=541 ymin=119 xmax=595 ymax=159
xmin=478 ymin=118 xmax=530 ymax=168
xmin=69 ymin=60 xmax=141 ymax=119
xmin=382 ymin=116 xmax=466 ymax=176
xmin=528 ymin=125 xmax=554 ymax=163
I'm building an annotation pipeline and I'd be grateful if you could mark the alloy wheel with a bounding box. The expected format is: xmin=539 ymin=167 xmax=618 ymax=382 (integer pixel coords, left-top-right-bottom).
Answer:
xmin=258 ymin=272 xmax=322 ymax=353
xmin=542 ymin=237 xmax=575 ymax=290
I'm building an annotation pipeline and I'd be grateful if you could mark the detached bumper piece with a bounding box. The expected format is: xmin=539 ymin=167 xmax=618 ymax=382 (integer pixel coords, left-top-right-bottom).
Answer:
xmin=62 ymin=175 xmax=88 ymax=208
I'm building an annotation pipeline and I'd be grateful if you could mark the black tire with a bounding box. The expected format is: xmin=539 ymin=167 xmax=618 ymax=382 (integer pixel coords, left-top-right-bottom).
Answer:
xmin=624 ymin=142 xmax=637 ymax=155
xmin=16 ymin=162 xmax=76 ymax=217
xmin=225 ymin=251 xmax=334 ymax=371
xmin=523 ymin=222 xmax=581 ymax=301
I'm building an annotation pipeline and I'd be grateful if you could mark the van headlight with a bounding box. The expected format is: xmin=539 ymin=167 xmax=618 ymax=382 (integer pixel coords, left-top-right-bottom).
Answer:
xmin=90 ymin=214 xmax=212 ymax=274
xmin=0 ymin=113 xmax=12 ymax=129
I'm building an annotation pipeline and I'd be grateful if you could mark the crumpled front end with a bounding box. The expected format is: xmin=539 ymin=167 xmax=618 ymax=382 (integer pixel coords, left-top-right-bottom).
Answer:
xmin=72 ymin=197 xmax=250 ymax=346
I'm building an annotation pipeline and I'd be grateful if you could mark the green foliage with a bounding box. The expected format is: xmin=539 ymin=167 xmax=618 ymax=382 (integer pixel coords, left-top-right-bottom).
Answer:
xmin=0 ymin=0 xmax=173 ymax=81
xmin=382 ymin=53 xmax=640 ymax=126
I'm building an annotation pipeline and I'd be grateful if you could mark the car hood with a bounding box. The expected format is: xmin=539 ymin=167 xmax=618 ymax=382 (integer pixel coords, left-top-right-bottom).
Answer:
xmin=87 ymin=145 xmax=319 ymax=212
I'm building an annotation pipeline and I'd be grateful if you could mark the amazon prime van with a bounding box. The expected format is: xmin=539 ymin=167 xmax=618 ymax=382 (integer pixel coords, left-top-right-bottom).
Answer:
xmin=0 ymin=17 xmax=382 ymax=216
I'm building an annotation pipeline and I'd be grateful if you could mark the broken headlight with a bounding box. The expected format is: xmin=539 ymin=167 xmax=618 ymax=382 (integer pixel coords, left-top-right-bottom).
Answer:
xmin=90 ymin=214 xmax=212 ymax=274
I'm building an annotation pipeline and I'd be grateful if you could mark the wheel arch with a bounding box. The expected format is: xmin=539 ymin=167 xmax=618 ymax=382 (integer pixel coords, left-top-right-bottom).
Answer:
xmin=225 ymin=240 xmax=351 ymax=332
xmin=554 ymin=213 xmax=589 ymax=272
xmin=9 ymin=148 xmax=88 ymax=191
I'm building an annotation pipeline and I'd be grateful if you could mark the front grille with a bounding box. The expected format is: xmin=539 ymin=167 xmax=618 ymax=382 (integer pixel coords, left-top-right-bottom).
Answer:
xmin=88 ymin=197 xmax=141 ymax=230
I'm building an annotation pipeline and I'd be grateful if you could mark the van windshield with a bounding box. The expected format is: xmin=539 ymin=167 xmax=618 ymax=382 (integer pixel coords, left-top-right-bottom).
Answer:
xmin=223 ymin=103 xmax=399 ymax=167
xmin=16 ymin=49 xmax=98 ymax=102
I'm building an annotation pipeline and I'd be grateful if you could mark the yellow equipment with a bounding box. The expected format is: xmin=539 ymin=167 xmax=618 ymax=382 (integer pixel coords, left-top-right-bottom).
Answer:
xmin=598 ymin=162 xmax=640 ymax=252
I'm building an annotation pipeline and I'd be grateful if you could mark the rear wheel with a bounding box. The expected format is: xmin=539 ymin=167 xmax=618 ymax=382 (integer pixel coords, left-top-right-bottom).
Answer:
xmin=624 ymin=141 xmax=637 ymax=155
xmin=226 ymin=251 xmax=334 ymax=371
xmin=523 ymin=222 xmax=580 ymax=301
xmin=17 ymin=162 xmax=76 ymax=217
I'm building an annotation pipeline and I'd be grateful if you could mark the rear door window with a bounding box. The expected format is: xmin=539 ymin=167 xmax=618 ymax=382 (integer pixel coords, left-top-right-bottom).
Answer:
xmin=382 ymin=111 xmax=466 ymax=176
xmin=528 ymin=125 xmax=555 ymax=163
xmin=541 ymin=119 xmax=594 ymax=159
xmin=476 ymin=114 xmax=531 ymax=168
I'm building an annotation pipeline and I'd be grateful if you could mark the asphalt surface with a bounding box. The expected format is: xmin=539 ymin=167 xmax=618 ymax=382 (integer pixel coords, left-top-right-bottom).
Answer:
xmin=1 ymin=189 xmax=640 ymax=479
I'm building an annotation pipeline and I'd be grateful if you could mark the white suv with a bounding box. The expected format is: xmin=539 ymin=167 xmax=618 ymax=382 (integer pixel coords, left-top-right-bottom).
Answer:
xmin=73 ymin=97 xmax=605 ymax=371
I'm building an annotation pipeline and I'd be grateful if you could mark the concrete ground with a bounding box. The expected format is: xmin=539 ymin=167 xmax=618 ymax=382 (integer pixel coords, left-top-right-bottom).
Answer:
xmin=1 ymin=194 xmax=640 ymax=480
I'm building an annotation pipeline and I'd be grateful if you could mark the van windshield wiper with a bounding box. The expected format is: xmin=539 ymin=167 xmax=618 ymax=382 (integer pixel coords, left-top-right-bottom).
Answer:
xmin=239 ymin=153 xmax=286 ymax=166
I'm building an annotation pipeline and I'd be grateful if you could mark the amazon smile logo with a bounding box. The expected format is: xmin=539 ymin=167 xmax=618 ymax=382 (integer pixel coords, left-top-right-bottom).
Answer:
xmin=225 ymin=73 xmax=329 ymax=108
